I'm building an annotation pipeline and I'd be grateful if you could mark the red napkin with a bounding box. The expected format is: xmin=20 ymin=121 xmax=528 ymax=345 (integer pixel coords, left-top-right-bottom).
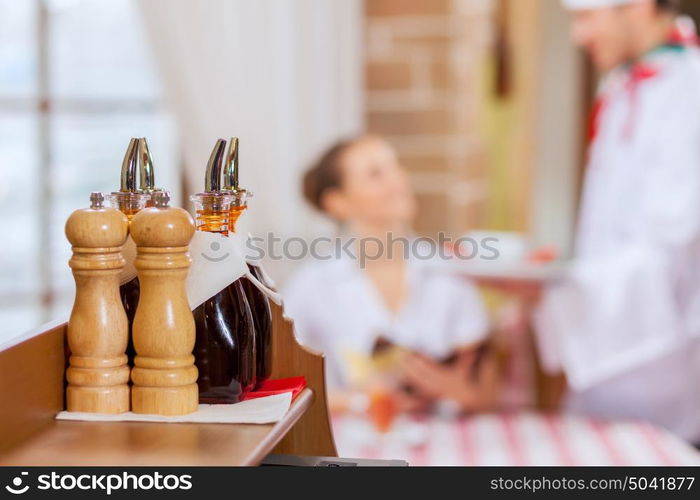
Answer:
xmin=241 ymin=376 xmax=307 ymax=402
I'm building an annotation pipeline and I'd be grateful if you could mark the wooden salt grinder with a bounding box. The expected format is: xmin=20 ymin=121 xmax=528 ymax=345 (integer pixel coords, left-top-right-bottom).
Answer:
xmin=130 ymin=191 xmax=198 ymax=415
xmin=64 ymin=192 xmax=130 ymax=413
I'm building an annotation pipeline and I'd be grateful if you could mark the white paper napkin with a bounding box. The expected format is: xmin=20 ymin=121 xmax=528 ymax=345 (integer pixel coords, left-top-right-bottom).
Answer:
xmin=56 ymin=392 xmax=292 ymax=425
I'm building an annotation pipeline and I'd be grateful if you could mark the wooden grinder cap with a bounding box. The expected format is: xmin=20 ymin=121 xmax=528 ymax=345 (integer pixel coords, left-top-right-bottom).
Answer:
xmin=130 ymin=192 xmax=195 ymax=248
xmin=65 ymin=192 xmax=129 ymax=250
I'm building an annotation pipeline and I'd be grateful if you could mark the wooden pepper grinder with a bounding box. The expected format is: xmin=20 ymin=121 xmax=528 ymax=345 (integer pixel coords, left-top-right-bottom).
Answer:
xmin=130 ymin=191 xmax=198 ymax=415
xmin=64 ymin=192 xmax=130 ymax=413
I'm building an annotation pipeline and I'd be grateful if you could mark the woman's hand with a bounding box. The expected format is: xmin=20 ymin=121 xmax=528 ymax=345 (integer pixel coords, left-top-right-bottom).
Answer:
xmin=398 ymin=350 xmax=498 ymax=412
xmin=327 ymin=386 xmax=430 ymax=416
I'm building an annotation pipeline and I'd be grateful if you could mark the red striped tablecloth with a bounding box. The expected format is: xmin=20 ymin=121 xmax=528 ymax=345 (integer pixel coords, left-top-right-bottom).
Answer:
xmin=331 ymin=412 xmax=700 ymax=466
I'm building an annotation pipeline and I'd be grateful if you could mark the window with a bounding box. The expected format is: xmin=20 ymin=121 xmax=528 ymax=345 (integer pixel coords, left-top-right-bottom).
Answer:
xmin=0 ymin=0 xmax=179 ymax=344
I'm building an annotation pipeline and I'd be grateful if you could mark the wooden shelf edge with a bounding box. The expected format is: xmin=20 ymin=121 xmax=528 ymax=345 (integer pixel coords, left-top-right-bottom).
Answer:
xmin=269 ymin=302 xmax=338 ymax=457
xmin=241 ymin=388 xmax=314 ymax=466
xmin=0 ymin=323 xmax=66 ymax=454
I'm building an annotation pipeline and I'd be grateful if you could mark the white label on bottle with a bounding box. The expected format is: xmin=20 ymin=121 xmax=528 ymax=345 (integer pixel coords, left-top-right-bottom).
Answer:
xmin=186 ymin=232 xmax=249 ymax=309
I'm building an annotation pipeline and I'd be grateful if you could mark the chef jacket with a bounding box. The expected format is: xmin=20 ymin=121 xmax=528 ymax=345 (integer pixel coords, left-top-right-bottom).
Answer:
xmin=535 ymin=29 xmax=700 ymax=442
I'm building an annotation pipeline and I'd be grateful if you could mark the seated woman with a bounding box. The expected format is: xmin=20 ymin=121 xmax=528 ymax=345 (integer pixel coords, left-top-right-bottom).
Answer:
xmin=283 ymin=135 xmax=499 ymax=414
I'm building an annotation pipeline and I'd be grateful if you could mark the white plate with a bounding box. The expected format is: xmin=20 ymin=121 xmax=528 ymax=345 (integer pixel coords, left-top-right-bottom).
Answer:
xmin=430 ymin=260 xmax=566 ymax=283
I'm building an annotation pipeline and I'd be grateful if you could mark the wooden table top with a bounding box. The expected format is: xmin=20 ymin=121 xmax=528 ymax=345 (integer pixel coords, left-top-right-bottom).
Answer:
xmin=0 ymin=389 xmax=313 ymax=466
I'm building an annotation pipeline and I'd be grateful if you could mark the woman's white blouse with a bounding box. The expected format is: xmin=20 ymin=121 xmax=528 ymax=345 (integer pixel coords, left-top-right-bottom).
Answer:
xmin=282 ymin=254 xmax=490 ymax=389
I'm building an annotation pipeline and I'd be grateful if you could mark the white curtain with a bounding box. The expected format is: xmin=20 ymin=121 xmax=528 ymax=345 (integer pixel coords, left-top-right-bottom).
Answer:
xmin=138 ymin=0 xmax=363 ymax=282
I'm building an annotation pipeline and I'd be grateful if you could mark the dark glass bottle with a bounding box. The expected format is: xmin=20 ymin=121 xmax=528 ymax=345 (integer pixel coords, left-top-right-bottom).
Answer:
xmin=120 ymin=276 xmax=140 ymax=362
xmin=221 ymin=136 xmax=273 ymax=393
xmin=108 ymin=137 xmax=155 ymax=362
xmin=191 ymin=174 xmax=257 ymax=403
xmin=109 ymin=195 xmax=148 ymax=364
xmin=242 ymin=264 xmax=272 ymax=389
xmin=225 ymin=189 xmax=273 ymax=390
xmin=194 ymin=278 xmax=256 ymax=403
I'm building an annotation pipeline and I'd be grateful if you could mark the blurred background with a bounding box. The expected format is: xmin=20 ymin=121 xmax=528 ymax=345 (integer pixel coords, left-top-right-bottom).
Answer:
xmin=1 ymin=0 xmax=699 ymax=343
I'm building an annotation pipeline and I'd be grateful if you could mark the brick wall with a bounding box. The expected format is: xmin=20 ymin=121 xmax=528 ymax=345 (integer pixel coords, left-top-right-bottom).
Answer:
xmin=364 ymin=0 xmax=493 ymax=237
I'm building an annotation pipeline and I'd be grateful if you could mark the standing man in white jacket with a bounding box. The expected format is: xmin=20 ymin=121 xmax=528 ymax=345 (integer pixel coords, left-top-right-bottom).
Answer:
xmin=534 ymin=0 xmax=700 ymax=443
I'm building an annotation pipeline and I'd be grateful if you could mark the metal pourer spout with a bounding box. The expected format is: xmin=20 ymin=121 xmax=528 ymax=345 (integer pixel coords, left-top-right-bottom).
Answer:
xmin=90 ymin=191 xmax=104 ymax=209
xmin=153 ymin=190 xmax=171 ymax=208
xmin=191 ymin=140 xmax=235 ymax=234
xmin=205 ymin=139 xmax=227 ymax=192
xmin=120 ymin=138 xmax=139 ymax=192
xmin=223 ymin=137 xmax=239 ymax=191
xmin=222 ymin=137 xmax=251 ymax=210
xmin=138 ymin=137 xmax=156 ymax=193
xmin=110 ymin=138 xmax=152 ymax=219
